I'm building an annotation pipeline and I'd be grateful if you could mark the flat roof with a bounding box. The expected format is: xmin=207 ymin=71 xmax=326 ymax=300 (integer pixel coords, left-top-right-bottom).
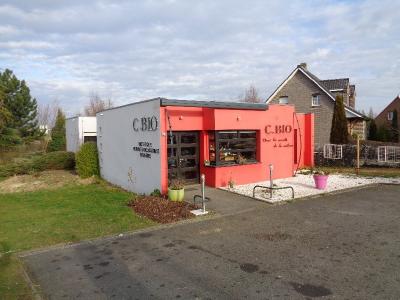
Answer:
xmin=97 ymin=97 xmax=269 ymax=114
xmin=160 ymin=98 xmax=268 ymax=110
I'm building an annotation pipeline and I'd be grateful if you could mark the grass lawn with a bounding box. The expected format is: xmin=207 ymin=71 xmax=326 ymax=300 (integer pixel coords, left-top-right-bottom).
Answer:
xmin=0 ymin=183 xmax=154 ymax=299
xmin=318 ymin=166 xmax=400 ymax=178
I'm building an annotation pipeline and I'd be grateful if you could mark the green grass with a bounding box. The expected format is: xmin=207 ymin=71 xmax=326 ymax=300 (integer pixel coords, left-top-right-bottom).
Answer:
xmin=317 ymin=166 xmax=400 ymax=178
xmin=0 ymin=184 xmax=155 ymax=299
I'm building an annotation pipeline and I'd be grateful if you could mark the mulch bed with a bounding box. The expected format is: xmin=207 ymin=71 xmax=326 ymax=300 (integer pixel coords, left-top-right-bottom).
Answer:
xmin=129 ymin=196 xmax=197 ymax=223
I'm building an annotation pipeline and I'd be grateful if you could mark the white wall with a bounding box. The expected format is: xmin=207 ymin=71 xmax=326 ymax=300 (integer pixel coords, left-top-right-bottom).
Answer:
xmin=97 ymin=99 xmax=162 ymax=194
xmin=66 ymin=117 xmax=97 ymax=152
xmin=66 ymin=117 xmax=80 ymax=152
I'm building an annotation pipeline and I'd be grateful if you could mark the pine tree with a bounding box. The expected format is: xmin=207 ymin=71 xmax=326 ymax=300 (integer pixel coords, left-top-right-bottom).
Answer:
xmin=0 ymin=69 xmax=39 ymax=139
xmin=330 ymin=95 xmax=348 ymax=144
xmin=391 ymin=109 xmax=399 ymax=143
xmin=47 ymin=109 xmax=66 ymax=152
xmin=368 ymin=119 xmax=378 ymax=141
xmin=0 ymin=85 xmax=21 ymax=147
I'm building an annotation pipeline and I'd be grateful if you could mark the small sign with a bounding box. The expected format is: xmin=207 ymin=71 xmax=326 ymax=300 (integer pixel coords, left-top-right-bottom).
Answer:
xmin=133 ymin=141 xmax=160 ymax=159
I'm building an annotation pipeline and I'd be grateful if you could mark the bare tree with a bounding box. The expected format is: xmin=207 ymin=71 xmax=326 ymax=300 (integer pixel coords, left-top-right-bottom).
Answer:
xmin=242 ymin=85 xmax=262 ymax=103
xmin=37 ymin=99 xmax=60 ymax=129
xmin=84 ymin=92 xmax=114 ymax=116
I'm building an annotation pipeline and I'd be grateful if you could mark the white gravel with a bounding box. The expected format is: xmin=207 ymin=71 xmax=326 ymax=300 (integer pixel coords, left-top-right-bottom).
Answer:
xmin=220 ymin=174 xmax=400 ymax=204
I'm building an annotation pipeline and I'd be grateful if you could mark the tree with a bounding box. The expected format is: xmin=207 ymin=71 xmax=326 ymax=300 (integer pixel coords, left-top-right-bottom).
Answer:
xmin=330 ymin=95 xmax=348 ymax=144
xmin=38 ymin=99 xmax=60 ymax=132
xmin=368 ymin=118 xmax=378 ymax=141
xmin=47 ymin=109 xmax=66 ymax=152
xmin=0 ymin=84 xmax=21 ymax=147
xmin=84 ymin=92 xmax=113 ymax=116
xmin=242 ymin=85 xmax=261 ymax=103
xmin=390 ymin=109 xmax=399 ymax=143
xmin=0 ymin=68 xmax=39 ymax=139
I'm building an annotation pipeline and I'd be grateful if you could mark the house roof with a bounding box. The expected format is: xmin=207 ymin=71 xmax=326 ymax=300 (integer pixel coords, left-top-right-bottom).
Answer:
xmin=266 ymin=65 xmax=365 ymax=119
xmin=320 ymin=78 xmax=349 ymax=91
xmin=375 ymin=95 xmax=400 ymax=120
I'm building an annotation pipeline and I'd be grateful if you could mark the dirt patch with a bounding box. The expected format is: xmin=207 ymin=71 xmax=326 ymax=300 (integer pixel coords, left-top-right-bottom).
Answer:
xmin=129 ymin=196 xmax=196 ymax=223
xmin=0 ymin=170 xmax=93 ymax=193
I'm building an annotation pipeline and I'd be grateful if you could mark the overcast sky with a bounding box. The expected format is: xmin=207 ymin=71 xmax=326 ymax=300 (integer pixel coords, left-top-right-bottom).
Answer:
xmin=0 ymin=0 xmax=399 ymax=116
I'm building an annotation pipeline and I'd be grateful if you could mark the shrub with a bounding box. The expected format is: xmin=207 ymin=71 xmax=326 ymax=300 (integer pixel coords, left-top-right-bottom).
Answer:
xmin=75 ymin=142 xmax=99 ymax=178
xmin=0 ymin=151 xmax=75 ymax=178
xmin=32 ymin=151 xmax=75 ymax=171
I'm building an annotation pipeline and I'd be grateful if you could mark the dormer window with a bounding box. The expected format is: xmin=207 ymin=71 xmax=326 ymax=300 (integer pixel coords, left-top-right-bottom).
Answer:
xmin=387 ymin=111 xmax=394 ymax=121
xmin=312 ymin=94 xmax=321 ymax=106
xmin=279 ymin=96 xmax=288 ymax=104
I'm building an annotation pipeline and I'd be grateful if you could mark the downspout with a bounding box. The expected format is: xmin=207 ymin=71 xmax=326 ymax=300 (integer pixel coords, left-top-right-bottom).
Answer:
xmin=166 ymin=110 xmax=173 ymax=145
xmin=294 ymin=112 xmax=303 ymax=176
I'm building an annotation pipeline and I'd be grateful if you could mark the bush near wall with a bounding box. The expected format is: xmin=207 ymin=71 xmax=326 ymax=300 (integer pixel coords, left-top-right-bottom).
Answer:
xmin=0 ymin=151 xmax=75 ymax=178
xmin=75 ymin=142 xmax=99 ymax=178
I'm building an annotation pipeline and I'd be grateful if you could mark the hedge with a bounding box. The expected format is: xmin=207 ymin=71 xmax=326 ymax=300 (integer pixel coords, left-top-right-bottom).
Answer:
xmin=75 ymin=142 xmax=99 ymax=178
xmin=0 ymin=151 xmax=75 ymax=178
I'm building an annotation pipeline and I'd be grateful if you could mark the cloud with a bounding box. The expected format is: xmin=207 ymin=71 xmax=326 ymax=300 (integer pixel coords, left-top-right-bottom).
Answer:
xmin=0 ymin=0 xmax=399 ymax=116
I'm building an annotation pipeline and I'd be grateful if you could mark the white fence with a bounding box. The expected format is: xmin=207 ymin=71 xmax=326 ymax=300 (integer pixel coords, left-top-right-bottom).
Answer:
xmin=377 ymin=146 xmax=400 ymax=163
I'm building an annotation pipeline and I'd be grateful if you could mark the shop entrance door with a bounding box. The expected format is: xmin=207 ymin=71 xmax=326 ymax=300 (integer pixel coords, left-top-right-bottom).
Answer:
xmin=167 ymin=131 xmax=199 ymax=184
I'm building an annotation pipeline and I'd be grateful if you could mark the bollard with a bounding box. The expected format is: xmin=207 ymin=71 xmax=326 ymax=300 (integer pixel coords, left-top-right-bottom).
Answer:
xmin=191 ymin=173 xmax=209 ymax=216
xmin=269 ymin=164 xmax=274 ymax=188
xmin=201 ymin=174 xmax=206 ymax=213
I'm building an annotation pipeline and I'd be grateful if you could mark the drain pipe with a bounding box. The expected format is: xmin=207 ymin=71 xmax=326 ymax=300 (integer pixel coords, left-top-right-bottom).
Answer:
xmin=166 ymin=110 xmax=173 ymax=145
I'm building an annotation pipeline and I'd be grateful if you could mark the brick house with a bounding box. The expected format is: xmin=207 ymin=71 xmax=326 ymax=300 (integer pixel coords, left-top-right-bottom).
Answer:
xmin=375 ymin=95 xmax=400 ymax=142
xmin=266 ymin=63 xmax=366 ymax=147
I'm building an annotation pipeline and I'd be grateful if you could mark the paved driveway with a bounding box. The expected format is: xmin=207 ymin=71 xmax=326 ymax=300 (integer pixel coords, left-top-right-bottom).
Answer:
xmin=23 ymin=185 xmax=400 ymax=299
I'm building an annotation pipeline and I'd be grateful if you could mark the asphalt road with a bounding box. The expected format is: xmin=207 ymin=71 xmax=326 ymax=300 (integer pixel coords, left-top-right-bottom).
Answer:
xmin=23 ymin=184 xmax=400 ymax=299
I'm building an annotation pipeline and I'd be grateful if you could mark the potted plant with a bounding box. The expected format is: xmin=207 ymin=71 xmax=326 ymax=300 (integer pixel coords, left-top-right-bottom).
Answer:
xmin=312 ymin=168 xmax=329 ymax=190
xmin=168 ymin=179 xmax=185 ymax=202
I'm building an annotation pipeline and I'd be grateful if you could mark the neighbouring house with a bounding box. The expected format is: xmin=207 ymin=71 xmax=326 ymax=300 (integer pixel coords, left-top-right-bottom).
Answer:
xmin=66 ymin=116 xmax=97 ymax=152
xmin=375 ymin=95 xmax=400 ymax=143
xmin=266 ymin=63 xmax=366 ymax=147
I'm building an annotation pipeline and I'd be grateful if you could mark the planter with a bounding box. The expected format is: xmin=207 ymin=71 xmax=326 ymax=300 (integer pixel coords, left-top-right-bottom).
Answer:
xmin=168 ymin=188 xmax=185 ymax=202
xmin=313 ymin=175 xmax=328 ymax=190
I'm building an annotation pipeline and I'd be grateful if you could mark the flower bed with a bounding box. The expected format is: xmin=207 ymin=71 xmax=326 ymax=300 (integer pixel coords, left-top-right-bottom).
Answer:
xmin=221 ymin=174 xmax=400 ymax=204
xmin=129 ymin=196 xmax=196 ymax=223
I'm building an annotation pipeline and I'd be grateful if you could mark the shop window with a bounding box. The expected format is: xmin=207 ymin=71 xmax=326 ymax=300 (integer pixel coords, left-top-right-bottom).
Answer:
xmin=208 ymin=130 xmax=258 ymax=166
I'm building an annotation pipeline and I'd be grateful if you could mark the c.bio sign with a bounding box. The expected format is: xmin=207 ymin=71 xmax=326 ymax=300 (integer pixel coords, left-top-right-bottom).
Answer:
xmin=133 ymin=116 xmax=158 ymax=132
xmin=265 ymin=125 xmax=292 ymax=134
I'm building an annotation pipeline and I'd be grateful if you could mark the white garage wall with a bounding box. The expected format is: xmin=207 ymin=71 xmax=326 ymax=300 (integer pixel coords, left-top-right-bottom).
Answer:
xmin=97 ymin=99 xmax=162 ymax=194
xmin=66 ymin=117 xmax=80 ymax=152
xmin=66 ymin=117 xmax=97 ymax=152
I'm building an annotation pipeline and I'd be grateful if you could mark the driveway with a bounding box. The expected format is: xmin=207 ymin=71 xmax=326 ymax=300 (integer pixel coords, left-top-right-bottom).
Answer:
xmin=22 ymin=184 xmax=400 ymax=299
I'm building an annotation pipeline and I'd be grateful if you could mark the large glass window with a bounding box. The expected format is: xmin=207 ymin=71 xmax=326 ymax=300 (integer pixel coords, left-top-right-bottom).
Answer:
xmin=208 ymin=130 xmax=258 ymax=166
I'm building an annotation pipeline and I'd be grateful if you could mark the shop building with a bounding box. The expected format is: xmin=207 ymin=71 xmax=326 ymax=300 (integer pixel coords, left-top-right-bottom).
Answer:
xmin=66 ymin=116 xmax=97 ymax=153
xmin=97 ymin=98 xmax=314 ymax=194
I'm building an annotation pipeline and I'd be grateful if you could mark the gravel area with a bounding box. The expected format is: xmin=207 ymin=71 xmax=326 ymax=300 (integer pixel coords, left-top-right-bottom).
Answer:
xmin=221 ymin=174 xmax=400 ymax=203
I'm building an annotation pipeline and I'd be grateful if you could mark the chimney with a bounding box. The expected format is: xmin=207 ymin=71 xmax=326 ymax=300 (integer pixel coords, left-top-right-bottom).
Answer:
xmin=298 ymin=62 xmax=307 ymax=70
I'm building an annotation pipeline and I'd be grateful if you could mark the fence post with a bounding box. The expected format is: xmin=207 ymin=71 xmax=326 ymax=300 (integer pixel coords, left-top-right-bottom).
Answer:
xmin=356 ymin=135 xmax=360 ymax=175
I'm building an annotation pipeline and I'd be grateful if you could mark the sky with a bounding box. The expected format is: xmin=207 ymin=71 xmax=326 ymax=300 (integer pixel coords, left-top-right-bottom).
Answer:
xmin=0 ymin=0 xmax=399 ymax=116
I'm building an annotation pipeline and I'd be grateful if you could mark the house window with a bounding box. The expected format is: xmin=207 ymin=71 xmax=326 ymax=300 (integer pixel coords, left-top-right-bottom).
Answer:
xmin=387 ymin=111 xmax=394 ymax=121
xmin=279 ymin=96 xmax=288 ymax=104
xmin=208 ymin=130 xmax=257 ymax=166
xmin=312 ymin=94 xmax=321 ymax=106
xmin=378 ymin=146 xmax=400 ymax=163
xmin=323 ymin=144 xmax=343 ymax=159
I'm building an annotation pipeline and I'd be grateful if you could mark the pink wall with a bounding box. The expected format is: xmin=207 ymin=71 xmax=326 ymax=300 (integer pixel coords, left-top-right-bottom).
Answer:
xmin=160 ymin=105 xmax=313 ymax=193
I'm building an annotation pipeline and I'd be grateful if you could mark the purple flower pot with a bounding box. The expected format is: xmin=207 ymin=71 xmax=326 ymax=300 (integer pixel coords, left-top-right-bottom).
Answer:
xmin=313 ymin=175 xmax=328 ymax=190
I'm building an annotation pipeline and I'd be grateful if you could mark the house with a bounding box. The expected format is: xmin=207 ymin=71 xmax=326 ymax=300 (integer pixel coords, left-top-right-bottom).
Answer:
xmin=96 ymin=98 xmax=314 ymax=194
xmin=266 ymin=63 xmax=366 ymax=147
xmin=66 ymin=116 xmax=97 ymax=152
xmin=375 ymin=95 xmax=400 ymax=142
